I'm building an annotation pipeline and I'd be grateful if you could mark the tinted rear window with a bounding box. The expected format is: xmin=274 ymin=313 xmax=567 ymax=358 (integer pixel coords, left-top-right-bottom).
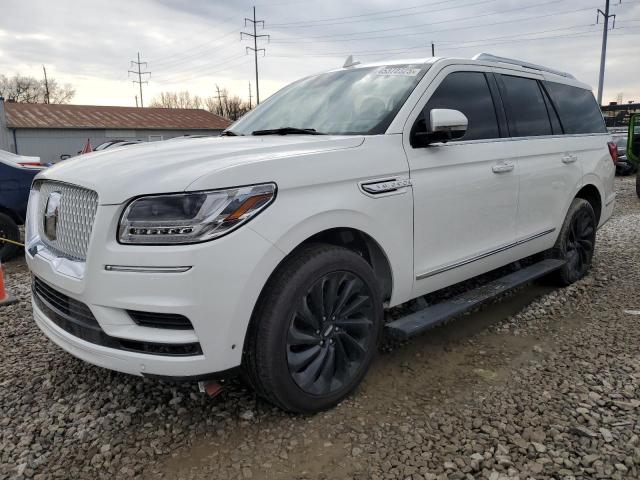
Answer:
xmin=544 ymin=82 xmax=606 ymax=134
xmin=499 ymin=75 xmax=552 ymax=137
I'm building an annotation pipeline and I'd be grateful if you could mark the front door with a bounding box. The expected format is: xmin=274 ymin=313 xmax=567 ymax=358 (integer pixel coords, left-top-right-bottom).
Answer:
xmin=403 ymin=67 xmax=520 ymax=297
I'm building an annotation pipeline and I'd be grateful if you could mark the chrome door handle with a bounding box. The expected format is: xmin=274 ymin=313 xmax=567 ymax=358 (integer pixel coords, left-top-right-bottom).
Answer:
xmin=492 ymin=162 xmax=514 ymax=173
xmin=561 ymin=154 xmax=577 ymax=164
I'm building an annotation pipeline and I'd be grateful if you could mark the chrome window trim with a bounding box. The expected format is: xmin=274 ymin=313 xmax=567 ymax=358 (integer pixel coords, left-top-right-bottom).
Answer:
xmin=430 ymin=132 xmax=609 ymax=147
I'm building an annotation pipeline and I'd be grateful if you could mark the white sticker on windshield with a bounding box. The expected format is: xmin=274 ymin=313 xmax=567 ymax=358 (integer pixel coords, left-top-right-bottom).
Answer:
xmin=377 ymin=66 xmax=421 ymax=76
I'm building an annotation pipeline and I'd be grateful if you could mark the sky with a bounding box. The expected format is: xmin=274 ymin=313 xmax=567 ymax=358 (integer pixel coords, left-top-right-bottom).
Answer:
xmin=1 ymin=0 xmax=639 ymax=107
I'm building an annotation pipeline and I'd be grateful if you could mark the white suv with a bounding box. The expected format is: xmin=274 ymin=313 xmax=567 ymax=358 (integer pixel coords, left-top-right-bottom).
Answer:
xmin=26 ymin=54 xmax=616 ymax=412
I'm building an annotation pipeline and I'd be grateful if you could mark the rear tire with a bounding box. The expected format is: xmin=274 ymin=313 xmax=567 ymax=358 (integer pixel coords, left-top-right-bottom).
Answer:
xmin=243 ymin=244 xmax=383 ymax=413
xmin=548 ymin=198 xmax=596 ymax=286
xmin=0 ymin=213 xmax=20 ymax=262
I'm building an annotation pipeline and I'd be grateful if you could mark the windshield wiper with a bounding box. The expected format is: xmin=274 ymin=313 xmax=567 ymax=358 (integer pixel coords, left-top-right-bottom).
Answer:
xmin=251 ymin=127 xmax=325 ymax=136
xmin=221 ymin=130 xmax=240 ymax=136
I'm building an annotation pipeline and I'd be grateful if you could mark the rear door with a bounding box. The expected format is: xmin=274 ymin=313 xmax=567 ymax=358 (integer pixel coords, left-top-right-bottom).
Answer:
xmin=494 ymin=71 xmax=583 ymax=255
xmin=543 ymin=81 xmax=613 ymax=226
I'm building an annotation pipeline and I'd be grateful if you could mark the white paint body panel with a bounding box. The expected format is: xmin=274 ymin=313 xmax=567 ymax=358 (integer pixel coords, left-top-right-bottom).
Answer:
xmin=27 ymin=57 xmax=615 ymax=378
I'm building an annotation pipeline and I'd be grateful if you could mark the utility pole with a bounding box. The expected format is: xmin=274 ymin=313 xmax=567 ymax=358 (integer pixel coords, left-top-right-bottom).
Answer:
xmin=42 ymin=65 xmax=50 ymax=104
xmin=135 ymin=95 xmax=138 ymax=108
xmin=214 ymin=84 xmax=227 ymax=117
xmin=248 ymin=81 xmax=253 ymax=109
xmin=241 ymin=7 xmax=269 ymax=105
xmin=596 ymin=0 xmax=618 ymax=105
xmin=128 ymin=52 xmax=151 ymax=107
xmin=431 ymin=42 xmax=435 ymax=57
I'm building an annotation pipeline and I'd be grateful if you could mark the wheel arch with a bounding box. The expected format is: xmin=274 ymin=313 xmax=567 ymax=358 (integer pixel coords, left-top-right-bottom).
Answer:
xmin=294 ymin=227 xmax=393 ymax=303
xmin=242 ymin=224 xmax=395 ymax=361
xmin=574 ymin=183 xmax=602 ymax=225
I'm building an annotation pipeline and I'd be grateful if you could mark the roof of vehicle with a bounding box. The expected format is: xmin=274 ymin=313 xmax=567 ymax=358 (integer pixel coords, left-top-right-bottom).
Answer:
xmin=339 ymin=53 xmax=591 ymax=90
xmin=4 ymin=103 xmax=232 ymax=130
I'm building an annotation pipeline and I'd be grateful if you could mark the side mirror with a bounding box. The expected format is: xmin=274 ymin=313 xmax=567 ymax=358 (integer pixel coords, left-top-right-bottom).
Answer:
xmin=411 ymin=109 xmax=468 ymax=148
xmin=628 ymin=114 xmax=640 ymax=165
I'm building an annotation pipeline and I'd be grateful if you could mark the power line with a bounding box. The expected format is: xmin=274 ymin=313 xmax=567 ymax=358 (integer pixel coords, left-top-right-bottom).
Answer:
xmin=154 ymin=55 xmax=250 ymax=86
xmin=269 ymin=0 xmax=485 ymax=27
xmin=241 ymin=6 xmax=269 ymax=105
xmin=156 ymin=51 xmax=246 ymax=82
xmin=151 ymin=29 xmax=240 ymax=68
xmin=267 ymin=24 xmax=606 ymax=59
xmin=268 ymin=7 xmax=601 ymax=56
xmin=128 ymin=52 xmax=151 ymax=107
xmin=145 ymin=9 xmax=251 ymax=63
xmin=270 ymin=1 xmax=591 ymax=43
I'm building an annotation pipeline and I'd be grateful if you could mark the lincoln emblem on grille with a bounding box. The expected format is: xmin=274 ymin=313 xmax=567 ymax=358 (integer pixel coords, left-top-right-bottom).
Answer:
xmin=43 ymin=191 xmax=62 ymax=241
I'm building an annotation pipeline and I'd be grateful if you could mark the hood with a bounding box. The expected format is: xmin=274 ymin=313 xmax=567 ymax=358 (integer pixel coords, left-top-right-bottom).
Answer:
xmin=36 ymin=135 xmax=364 ymax=204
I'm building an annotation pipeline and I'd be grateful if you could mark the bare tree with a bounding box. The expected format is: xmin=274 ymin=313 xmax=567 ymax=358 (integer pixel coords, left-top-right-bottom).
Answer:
xmin=46 ymin=78 xmax=75 ymax=104
xmin=150 ymin=91 xmax=203 ymax=109
xmin=151 ymin=87 xmax=251 ymax=121
xmin=0 ymin=74 xmax=75 ymax=103
xmin=204 ymin=87 xmax=251 ymax=121
xmin=222 ymin=94 xmax=251 ymax=121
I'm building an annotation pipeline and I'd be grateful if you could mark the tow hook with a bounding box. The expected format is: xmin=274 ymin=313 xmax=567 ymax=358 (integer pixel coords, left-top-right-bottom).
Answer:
xmin=198 ymin=380 xmax=224 ymax=398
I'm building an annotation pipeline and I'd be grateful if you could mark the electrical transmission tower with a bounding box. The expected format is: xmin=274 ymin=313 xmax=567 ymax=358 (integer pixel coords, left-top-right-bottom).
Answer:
xmin=248 ymin=81 xmax=253 ymax=109
xmin=596 ymin=0 xmax=619 ymax=105
xmin=128 ymin=52 xmax=151 ymax=108
xmin=214 ymin=84 xmax=227 ymax=117
xmin=42 ymin=65 xmax=50 ymax=104
xmin=241 ymin=7 xmax=269 ymax=105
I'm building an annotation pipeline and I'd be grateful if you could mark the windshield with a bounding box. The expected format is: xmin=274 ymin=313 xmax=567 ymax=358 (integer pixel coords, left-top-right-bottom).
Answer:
xmin=229 ymin=64 xmax=430 ymax=136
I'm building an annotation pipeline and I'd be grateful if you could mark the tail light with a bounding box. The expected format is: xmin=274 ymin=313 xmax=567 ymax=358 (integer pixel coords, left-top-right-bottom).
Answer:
xmin=607 ymin=141 xmax=618 ymax=165
xmin=18 ymin=162 xmax=43 ymax=168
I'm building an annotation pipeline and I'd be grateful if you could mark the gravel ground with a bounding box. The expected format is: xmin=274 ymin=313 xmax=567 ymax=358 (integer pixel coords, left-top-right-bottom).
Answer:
xmin=1 ymin=176 xmax=639 ymax=480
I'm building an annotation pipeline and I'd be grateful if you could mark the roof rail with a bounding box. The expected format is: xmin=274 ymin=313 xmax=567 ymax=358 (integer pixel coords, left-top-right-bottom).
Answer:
xmin=472 ymin=53 xmax=575 ymax=79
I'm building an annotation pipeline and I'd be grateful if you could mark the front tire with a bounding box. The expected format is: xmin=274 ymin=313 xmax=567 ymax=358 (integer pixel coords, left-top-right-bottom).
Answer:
xmin=243 ymin=244 xmax=383 ymax=413
xmin=549 ymin=198 xmax=597 ymax=286
xmin=0 ymin=213 xmax=20 ymax=262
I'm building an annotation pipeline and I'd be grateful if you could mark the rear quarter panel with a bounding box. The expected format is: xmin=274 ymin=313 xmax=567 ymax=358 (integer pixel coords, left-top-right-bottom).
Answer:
xmin=580 ymin=134 xmax=616 ymax=227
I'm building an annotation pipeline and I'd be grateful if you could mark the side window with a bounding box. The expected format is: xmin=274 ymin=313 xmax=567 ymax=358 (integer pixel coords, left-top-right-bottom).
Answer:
xmin=419 ymin=71 xmax=500 ymax=141
xmin=544 ymin=82 xmax=607 ymax=134
xmin=541 ymin=86 xmax=563 ymax=134
xmin=499 ymin=75 xmax=552 ymax=137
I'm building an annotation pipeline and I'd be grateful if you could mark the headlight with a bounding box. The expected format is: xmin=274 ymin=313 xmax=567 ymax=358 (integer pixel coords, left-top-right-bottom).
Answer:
xmin=118 ymin=183 xmax=276 ymax=244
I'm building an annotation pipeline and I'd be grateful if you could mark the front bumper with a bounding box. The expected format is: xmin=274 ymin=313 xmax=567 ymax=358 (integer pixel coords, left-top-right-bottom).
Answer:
xmin=27 ymin=203 xmax=285 ymax=379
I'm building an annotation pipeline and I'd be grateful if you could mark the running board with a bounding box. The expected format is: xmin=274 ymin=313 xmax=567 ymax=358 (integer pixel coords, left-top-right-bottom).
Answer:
xmin=385 ymin=259 xmax=565 ymax=340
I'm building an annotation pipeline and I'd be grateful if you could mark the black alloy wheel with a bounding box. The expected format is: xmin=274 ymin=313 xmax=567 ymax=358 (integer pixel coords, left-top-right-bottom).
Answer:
xmin=242 ymin=244 xmax=383 ymax=413
xmin=564 ymin=207 xmax=595 ymax=275
xmin=549 ymin=198 xmax=597 ymax=286
xmin=286 ymin=271 xmax=375 ymax=396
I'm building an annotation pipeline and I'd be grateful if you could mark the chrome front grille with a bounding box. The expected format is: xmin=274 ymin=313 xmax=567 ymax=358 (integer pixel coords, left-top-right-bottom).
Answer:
xmin=37 ymin=181 xmax=99 ymax=261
